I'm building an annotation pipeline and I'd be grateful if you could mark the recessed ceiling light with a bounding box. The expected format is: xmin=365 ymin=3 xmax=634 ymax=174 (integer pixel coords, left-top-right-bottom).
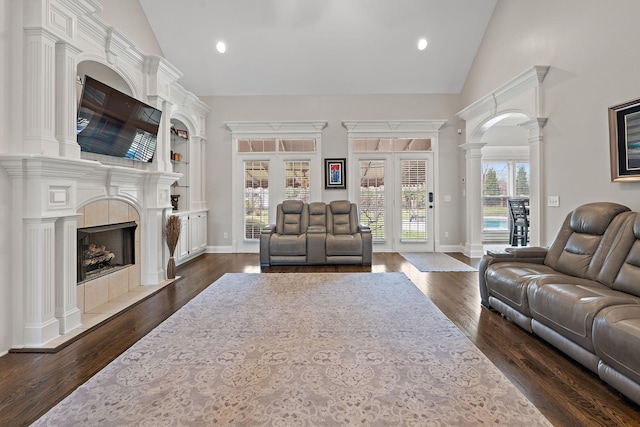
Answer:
xmin=216 ymin=41 xmax=226 ymax=54
xmin=418 ymin=38 xmax=428 ymax=51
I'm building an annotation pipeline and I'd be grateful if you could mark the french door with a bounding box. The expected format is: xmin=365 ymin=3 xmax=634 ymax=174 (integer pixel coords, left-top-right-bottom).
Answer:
xmin=235 ymin=156 xmax=319 ymax=252
xmin=354 ymin=152 xmax=435 ymax=252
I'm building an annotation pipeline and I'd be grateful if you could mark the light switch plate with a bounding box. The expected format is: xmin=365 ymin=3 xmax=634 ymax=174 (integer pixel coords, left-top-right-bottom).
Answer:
xmin=548 ymin=196 xmax=560 ymax=207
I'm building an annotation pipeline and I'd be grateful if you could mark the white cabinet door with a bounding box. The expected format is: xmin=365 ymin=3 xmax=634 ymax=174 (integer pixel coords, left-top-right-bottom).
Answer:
xmin=177 ymin=214 xmax=190 ymax=259
xmin=189 ymin=213 xmax=207 ymax=252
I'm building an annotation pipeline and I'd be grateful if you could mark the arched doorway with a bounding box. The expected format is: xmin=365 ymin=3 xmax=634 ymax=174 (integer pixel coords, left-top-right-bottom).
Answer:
xmin=457 ymin=66 xmax=549 ymax=257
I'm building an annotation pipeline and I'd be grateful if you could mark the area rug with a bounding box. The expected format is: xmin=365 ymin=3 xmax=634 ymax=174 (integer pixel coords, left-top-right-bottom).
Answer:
xmin=34 ymin=273 xmax=549 ymax=426
xmin=400 ymin=252 xmax=478 ymax=272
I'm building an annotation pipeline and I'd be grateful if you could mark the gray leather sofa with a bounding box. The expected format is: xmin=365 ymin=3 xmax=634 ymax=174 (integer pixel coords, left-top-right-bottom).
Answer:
xmin=260 ymin=199 xmax=372 ymax=266
xmin=479 ymin=202 xmax=640 ymax=406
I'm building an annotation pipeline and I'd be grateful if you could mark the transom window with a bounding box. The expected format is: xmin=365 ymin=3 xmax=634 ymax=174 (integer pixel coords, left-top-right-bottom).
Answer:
xmin=353 ymin=137 xmax=432 ymax=152
xmin=237 ymin=138 xmax=316 ymax=153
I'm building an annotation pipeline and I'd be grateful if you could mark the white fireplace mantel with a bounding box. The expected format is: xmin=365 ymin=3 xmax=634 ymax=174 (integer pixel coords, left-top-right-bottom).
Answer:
xmin=0 ymin=154 xmax=181 ymax=348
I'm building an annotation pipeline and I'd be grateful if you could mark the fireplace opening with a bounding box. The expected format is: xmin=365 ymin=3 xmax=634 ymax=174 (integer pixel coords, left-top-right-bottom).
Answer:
xmin=77 ymin=221 xmax=137 ymax=284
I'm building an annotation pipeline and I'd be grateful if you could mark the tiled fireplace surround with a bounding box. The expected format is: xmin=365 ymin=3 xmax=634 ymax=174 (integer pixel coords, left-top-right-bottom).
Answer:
xmin=76 ymin=199 xmax=142 ymax=317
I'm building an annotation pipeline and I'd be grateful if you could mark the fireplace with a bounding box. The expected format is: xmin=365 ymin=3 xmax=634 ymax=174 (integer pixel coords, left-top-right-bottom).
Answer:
xmin=77 ymin=221 xmax=137 ymax=283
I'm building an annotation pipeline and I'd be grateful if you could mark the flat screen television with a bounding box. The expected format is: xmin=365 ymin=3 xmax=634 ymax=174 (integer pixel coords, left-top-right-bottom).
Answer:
xmin=76 ymin=75 xmax=162 ymax=162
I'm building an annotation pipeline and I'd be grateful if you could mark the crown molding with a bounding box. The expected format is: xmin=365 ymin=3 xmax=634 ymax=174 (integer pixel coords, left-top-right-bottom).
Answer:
xmin=225 ymin=121 xmax=328 ymax=136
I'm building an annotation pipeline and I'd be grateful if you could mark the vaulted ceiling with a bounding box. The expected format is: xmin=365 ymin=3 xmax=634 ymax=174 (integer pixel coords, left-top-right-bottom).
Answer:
xmin=139 ymin=0 xmax=497 ymax=96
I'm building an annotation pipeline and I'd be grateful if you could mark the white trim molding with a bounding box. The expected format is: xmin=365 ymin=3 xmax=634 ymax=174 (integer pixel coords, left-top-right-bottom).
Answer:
xmin=342 ymin=120 xmax=446 ymax=136
xmin=225 ymin=121 xmax=328 ymax=138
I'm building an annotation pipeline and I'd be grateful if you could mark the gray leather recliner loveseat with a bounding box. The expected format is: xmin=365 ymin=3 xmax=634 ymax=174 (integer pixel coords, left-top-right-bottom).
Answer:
xmin=260 ymin=199 xmax=372 ymax=267
xmin=479 ymin=202 xmax=640 ymax=406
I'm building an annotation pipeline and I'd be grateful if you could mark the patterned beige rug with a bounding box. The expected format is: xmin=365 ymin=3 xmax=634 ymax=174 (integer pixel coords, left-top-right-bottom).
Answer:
xmin=400 ymin=252 xmax=478 ymax=272
xmin=34 ymin=273 xmax=550 ymax=426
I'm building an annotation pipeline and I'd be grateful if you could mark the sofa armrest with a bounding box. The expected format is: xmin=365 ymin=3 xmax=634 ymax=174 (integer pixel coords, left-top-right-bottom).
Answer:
xmin=485 ymin=246 xmax=548 ymax=262
xmin=358 ymin=224 xmax=372 ymax=265
xmin=358 ymin=224 xmax=371 ymax=233
xmin=261 ymin=224 xmax=276 ymax=235
xmin=307 ymin=225 xmax=326 ymax=234
xmin=307 ymin=226 xmax=326 ymax=264
xmin=260 ymin=224 xmax=276 ymax=266
xmin=479 ymin=246 xmax=549 ymax=308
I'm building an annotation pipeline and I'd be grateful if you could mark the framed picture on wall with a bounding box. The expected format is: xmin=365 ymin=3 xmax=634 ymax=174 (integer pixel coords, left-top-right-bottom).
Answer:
xmin=325 ymin=158 xmax=346 ymax=189
xmin=609 ymin=97 xmax=640 ymax=181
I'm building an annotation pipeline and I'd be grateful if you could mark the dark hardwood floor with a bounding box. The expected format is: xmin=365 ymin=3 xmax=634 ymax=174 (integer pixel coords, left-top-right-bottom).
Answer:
xmin=1 ymin=253 xmax=640 ymax=426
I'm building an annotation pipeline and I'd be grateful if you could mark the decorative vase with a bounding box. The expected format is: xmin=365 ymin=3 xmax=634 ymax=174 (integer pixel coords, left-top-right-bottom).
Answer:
xmin=164 ymin=215 xmax=181 ymax=279
xmin=170 ymin=194 xmax=180 ymax=211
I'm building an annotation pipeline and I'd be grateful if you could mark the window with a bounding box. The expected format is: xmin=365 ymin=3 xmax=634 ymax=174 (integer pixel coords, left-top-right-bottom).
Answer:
xmin=284 ymin=161 xmax=310 ymax=202
xmin=482 ymin=161 xmax=529 ymax=233
xmin=359 ymin=160 xmax=386 ymax=239
xmin=244 ymin=161 xmax=269 ymax=239
xmin=400 ymin=159 xmax=427 ymax=240
xmin=353 ymin=137 xmax=432 ymax=152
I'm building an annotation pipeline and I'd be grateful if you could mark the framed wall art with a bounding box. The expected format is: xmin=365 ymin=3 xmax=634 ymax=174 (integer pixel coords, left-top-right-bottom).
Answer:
xmin=609 ymin=97 xmax=640 ymax=181
xmin=325 ymin=158 xmax=346 ymax=189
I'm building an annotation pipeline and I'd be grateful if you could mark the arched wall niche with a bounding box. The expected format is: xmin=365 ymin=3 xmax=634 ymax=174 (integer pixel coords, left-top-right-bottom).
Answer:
xmin=77 ymin=60 xmax=136 ymax=97
xmin=457 ymin=66 xmax=549 ymax=257
xmin=170 ymin=112 xmax=196 ymax=137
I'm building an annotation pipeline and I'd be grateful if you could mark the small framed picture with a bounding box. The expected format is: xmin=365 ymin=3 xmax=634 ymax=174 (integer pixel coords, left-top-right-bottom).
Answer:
xmin=176 ymin=129 xmax=189 ymax=139
xmin=609 ymin=97 xmax=640 ymax=181
xmin=325 ymin=158 xmax=346 ymax=189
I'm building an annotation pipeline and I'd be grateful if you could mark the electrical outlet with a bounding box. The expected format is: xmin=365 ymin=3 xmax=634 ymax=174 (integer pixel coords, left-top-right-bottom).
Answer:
xmin=444 ymin=195 xmax=451 ymax=202
xmin=547 ymin=196 xmax=560 ymax=207
xmin=444 ymin=231 xmax=449 ymax=238
xmin=223 ymin=232 xmax=228 ymax=239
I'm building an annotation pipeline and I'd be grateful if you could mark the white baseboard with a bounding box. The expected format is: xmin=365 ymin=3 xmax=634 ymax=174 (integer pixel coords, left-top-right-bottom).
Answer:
xmin=206 ymin=245 xmax=233 ymax=253
xmin=436 ymin=244 xmax=466 ymax=253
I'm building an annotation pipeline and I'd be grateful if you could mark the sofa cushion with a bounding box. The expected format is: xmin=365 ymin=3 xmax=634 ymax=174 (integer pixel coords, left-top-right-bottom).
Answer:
xmin=329 ymin=200 xmax=357 ymax=235
xmin=277 ymin=200 xmax=308 ymax=235
xmin=570 ymin=202 xmax=630 ymax=235
xmin=485 ymin=262 xmax=558 ymax=316
xmin=544 ymin=203 xmax=631 ymax=281
xmin=270 ymin=234 xmax=307 ymax=256
xmin=593 ymin=304 xmax=640 ymax=385
xmin=308 ymin=202 xmax=326 ymax=227
xmin=326 ymin=233 xmax=362 ymax=256
xmin=528 ymin=281 xmax=640 ymax=351
xmin=609 ymin=214 xmax=640 ymax=297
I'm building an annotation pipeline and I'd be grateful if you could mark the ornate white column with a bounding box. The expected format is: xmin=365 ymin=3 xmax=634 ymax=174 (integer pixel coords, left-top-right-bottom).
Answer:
xmin=142 ymin=171 xmax=181 ymax=284
xmin=460 ymin=141 xmax=486 ymax=258
xmin=145 ymin=56 xmax=182 ymax=173
xmin=55 ymin=215 xmax=81 ymax=333
xmin=23 ymin=28 xmax=58 ymax=156
xmin=55 ymin=42 xmax=82 ymax=158
xmin=520 ymin=118 xmax=547 ymax=247
xmin=24 ymin=217 xmax=60 ymax=346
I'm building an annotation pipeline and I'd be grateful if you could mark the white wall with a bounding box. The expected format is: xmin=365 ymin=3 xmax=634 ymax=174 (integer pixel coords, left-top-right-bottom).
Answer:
xmin=98 ymin=0 xmax=163 ymax=57
xmin=203 ymin=94 xmax=464 ymax=250
xmin=461 ymin=0 xmax=640 ymax=242
xmin=0 ymin=0 xmax=13 ymax=355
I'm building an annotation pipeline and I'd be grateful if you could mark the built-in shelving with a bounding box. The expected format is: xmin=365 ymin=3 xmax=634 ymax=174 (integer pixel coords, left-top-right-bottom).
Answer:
xmin=170 ymin=119 xmax=190 ymax=212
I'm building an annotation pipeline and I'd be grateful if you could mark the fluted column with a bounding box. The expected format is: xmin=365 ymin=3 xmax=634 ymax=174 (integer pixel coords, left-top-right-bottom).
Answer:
xmin=56 ymin=42 xmax=82 ymax=158
xmin=520 ymin=118 xmax=547 ymax=246
xmin=24 ymin=218 xmax=60 ymax=346
xmin=24 ymin=28 xmax=58 ymax=156
xmin=55 ymin=215 xmax=81 ymax=333
xmin=460 ymin=141 xmax=486 ymax=258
